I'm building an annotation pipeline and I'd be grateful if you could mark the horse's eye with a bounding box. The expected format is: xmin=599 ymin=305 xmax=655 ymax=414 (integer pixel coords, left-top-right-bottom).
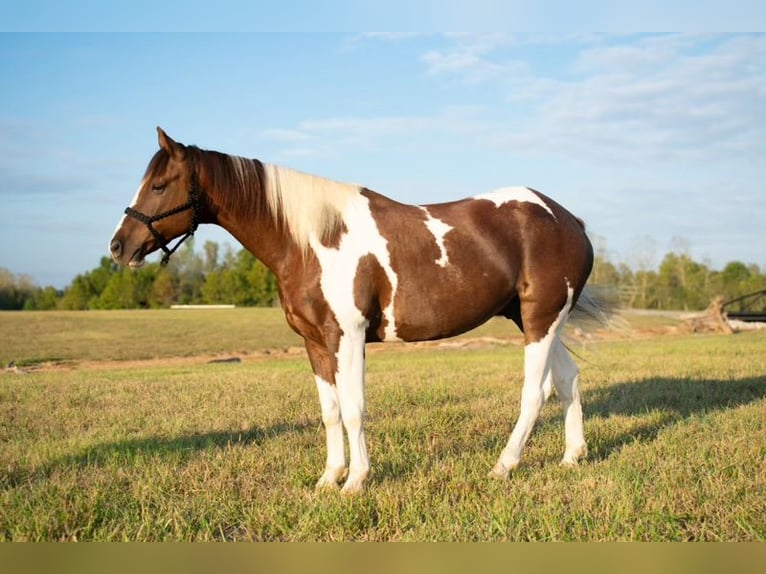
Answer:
xmin=152 ymin=183 xmax=167 ymax=193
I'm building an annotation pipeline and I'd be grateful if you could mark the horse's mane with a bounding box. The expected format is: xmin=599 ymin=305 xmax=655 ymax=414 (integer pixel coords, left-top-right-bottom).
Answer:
xmin=191 ymin=146 xmax=359 ymax=252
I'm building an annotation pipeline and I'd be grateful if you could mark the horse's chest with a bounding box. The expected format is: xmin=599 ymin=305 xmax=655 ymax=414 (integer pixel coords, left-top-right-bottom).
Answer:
xmin=311 ymin=213 xmax=399 ymax=341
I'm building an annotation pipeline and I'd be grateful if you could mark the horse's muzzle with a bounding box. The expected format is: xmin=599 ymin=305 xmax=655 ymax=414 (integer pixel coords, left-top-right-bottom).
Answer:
xmin=109 ymin=238 xmax=123 ymax=260
xmin=109 ymin=235 xmax=146 ymax=267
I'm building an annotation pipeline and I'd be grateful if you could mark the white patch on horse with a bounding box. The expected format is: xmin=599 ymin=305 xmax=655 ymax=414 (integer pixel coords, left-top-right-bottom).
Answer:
xmin=491 ymin=280 xmax=574 ymax=477
xmin=311 ymin=194 xmax=401 ymax=342
xmin=418 ymin=206 xmax=453 ymax=267
xmin=264 ymin=164 xmax=359 ymax=254
xmin=474 ymin=186 xmax=556 ymax=219
xmin=112 ymin=178 xmax=146 ymax=238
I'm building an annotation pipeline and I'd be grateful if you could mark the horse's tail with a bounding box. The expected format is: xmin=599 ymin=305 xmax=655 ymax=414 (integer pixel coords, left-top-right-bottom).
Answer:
xmin=570 ymin=285 xmax=621 ymax=330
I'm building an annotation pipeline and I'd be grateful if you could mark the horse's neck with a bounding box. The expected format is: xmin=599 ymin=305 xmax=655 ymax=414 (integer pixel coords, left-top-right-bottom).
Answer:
xmin=203 ymin=156 xmax=361 ymax=275
xmin=202 ymin=164 xmax=298 ymax=274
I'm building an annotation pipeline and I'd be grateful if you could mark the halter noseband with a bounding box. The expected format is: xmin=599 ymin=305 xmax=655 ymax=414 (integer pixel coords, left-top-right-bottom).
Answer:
xmin=123 ymin=172 xmax=202 ymax=266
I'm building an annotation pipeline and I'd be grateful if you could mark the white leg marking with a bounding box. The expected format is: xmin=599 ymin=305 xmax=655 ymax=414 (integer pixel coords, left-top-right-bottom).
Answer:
xmin=550 ymin=341 xmax=587 ymax=465
xmin=474 ymin=186 xmax=556 ymax=219
xmin=490 ymin=283 xmax=574 ymax=479
xmin=418 ymin=206 xmax=453 ymax=267
xmin=335 ymin=329 xmax=370 ymax=494
xmin=542 ymin=369 xmax=555 ymax=402
xmin=314 ymin=376 xmax=347 ymax=489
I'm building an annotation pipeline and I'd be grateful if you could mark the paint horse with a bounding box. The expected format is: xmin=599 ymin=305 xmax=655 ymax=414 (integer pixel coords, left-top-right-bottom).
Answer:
xmin=110 ymin=128 xmax=596 ymax=494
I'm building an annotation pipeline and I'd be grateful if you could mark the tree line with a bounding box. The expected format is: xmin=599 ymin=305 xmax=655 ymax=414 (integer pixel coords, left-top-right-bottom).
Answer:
xmin=3 ymin=241 xmax=278 ymax=311
xmin=1 ymin=239 xmax=763 ymax=311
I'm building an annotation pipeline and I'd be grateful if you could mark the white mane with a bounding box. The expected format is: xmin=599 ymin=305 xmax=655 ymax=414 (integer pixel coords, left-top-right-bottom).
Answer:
xmin=263 ymin=164 xmax=360 ymax=252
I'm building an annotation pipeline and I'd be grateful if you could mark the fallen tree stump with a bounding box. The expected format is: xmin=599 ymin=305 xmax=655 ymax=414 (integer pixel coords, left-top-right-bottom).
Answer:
xmin=681 ymin=296 xmax=734 ymax=334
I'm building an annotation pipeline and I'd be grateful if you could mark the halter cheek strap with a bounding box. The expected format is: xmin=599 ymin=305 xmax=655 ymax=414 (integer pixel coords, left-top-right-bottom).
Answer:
xmin=123 ymin=172 xmax=202 ymax=266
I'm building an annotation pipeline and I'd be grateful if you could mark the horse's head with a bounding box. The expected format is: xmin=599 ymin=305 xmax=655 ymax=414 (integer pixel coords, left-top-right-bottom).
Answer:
xmin=110 ymin=127 xmax=202 ymax=267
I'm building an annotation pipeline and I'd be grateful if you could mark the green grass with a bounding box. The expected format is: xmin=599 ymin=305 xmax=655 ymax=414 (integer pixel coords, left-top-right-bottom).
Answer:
xmin=0 ymin=307 xmax=679 ymax=366
xmin=0 ymin=308 xmax=304 ymax=365
xmin=0 ymin=309 xmax=763 ymax=541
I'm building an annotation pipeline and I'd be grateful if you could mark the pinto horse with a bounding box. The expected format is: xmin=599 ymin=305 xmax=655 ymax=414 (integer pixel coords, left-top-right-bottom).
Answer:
xmin=110 ymin=128 xmax=596 ymax=494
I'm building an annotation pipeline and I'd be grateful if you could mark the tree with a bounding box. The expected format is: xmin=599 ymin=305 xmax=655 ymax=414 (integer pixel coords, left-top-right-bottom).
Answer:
xmin=167 ymin=241 xmax=205 ymax=304
xmin=149 ymin=267 xmax=176 ymax=308
xmin=58 ymin=257 xmax=118 ymax=309
xmin=202 ymin=240 xmax=219 ymax=274
xmin=24 ymin=286 xmax=60 ymax=310
xmin=0 ymin=268 xmax=38 ymax=309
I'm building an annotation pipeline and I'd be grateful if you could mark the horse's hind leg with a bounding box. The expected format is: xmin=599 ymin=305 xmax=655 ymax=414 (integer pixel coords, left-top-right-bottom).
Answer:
xmin=490 ymin=330 xmax=558 ymax=478
xmin=550 ymin=340 xmax=587 ymax=465
xmin=490 ymin=285 xmax=574 ymax=479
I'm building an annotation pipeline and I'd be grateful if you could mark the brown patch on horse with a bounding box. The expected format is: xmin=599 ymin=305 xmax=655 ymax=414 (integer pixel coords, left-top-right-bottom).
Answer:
xmin=279 ymin=252 xmax=343 ymax=384
xmin=353 ymin=253 xmax=393 ymax=342
xmin=319 ymin=219 xmax=348 ymax=250
xmin=360 ymin=190 xmax=519 ymax=341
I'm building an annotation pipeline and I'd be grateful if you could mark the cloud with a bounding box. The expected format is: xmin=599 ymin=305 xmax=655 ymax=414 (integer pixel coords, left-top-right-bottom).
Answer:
xmin=394 ymin=33 xmax=766 ymax=167
xmin=259 ymin=105 xmax=491 ymax=163
xmin=356 ymin=32 xmax=431 ymax=42
xmin=420 ymin=34 xmax=513 ymax=83
xmin=0 ymin=118 xmax=131 ymax=200
xmin=311 ymin=34 xmax=763 ymax=171
xmin=260 ymin=31 xmax=765 ymax=244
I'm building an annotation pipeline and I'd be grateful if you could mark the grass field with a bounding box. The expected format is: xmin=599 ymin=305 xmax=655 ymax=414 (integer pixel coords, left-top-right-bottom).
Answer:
xmin=1 ymin=309 xmax=764 ymax=541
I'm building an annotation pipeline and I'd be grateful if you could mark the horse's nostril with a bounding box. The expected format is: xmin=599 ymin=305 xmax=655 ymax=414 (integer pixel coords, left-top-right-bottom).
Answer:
xmin=110 ymin=239 xmax=122 ymax=257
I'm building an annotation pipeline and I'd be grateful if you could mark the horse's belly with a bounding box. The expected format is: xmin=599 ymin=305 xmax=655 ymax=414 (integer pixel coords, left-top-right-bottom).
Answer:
xmin=388 ymin=269 xmax=514 ymax=342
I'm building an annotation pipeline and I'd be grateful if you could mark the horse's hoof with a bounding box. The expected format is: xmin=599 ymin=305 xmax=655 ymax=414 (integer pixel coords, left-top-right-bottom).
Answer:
xmin=340 ymin=472 xmax=368 ymax=495
xmin=488 ymin=462 xmax=510 ymax=480
xmin=561 ymin=444 xmax=588 ymax=466
xmin=315 ymin=466 xmax=347 ymax=490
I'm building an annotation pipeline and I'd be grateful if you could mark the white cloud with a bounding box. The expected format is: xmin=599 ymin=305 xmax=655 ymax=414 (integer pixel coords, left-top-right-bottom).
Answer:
xmin=264 ymin=34 xmax=765 ymax=194
xmin=459 ymin=33 xmax=766 ymax=166
xmin=260 ymin=105 xmax=493 ymax=162
xmin=419 ymin=33 xmax=516 ymax=83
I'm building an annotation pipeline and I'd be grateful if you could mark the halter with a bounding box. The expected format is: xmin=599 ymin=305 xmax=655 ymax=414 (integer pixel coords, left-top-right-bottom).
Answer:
xmin=123 ymin=171 xmax=203 ymax=266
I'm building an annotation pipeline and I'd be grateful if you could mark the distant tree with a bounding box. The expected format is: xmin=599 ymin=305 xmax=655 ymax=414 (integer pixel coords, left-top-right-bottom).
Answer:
xmin=95 ymin=266 xmax=153 ymax=309
xmin=23 ymin=286 xmax=60 ymax=310
xmin=0 ymin=268 xmax=38 ymax=309
xmin=149 ymin=267 xmax=176 ymax=308
xmin=628 ymin=235 xmax=658 ymax=308
xmin=58 ymin=257 xmax=118 ymax=309
xmin=202 ymin=240 xmax=220 ymax=274
xmin=167 ymin=241 xmax=205 ymax=304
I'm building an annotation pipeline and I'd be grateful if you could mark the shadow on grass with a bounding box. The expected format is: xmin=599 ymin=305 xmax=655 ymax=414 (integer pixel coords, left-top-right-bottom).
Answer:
xmin=3 ymin=420 xmax=314 ymax=489
xmin=5 ymin=375 xmax=765 ymax=490
xmin=374 ymin=373 xmax=766 ymax=482
xmin=582 ymin=374 xmax=766 ymax=461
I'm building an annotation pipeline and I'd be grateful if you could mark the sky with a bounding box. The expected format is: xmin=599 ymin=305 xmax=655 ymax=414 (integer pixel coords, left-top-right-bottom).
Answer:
xmin=1 ymin=30 xmax=765 ymax=288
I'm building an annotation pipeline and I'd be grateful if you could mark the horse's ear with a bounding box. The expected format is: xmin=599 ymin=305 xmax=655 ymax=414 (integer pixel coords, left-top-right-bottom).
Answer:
xmin=157 ymin=127 xmax=185 ymax=160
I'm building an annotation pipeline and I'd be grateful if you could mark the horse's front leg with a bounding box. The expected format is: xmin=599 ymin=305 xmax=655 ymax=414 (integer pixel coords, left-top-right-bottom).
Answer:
xmin=335 ymin=328 xmax=370 ymax=494
xmin=314 ymin=375 xmax=348 ymax=489
xmin=306 ymin=342 xmax=347 ymax=489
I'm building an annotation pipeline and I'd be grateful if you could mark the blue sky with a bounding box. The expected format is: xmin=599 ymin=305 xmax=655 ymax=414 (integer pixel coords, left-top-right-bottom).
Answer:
xmin=1 ymin=31 xmax=765 ymax=287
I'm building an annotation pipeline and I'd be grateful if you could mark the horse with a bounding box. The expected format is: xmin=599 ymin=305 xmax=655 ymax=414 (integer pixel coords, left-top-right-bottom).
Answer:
xmin=110 ymin=127 xmax=597 ymax=494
